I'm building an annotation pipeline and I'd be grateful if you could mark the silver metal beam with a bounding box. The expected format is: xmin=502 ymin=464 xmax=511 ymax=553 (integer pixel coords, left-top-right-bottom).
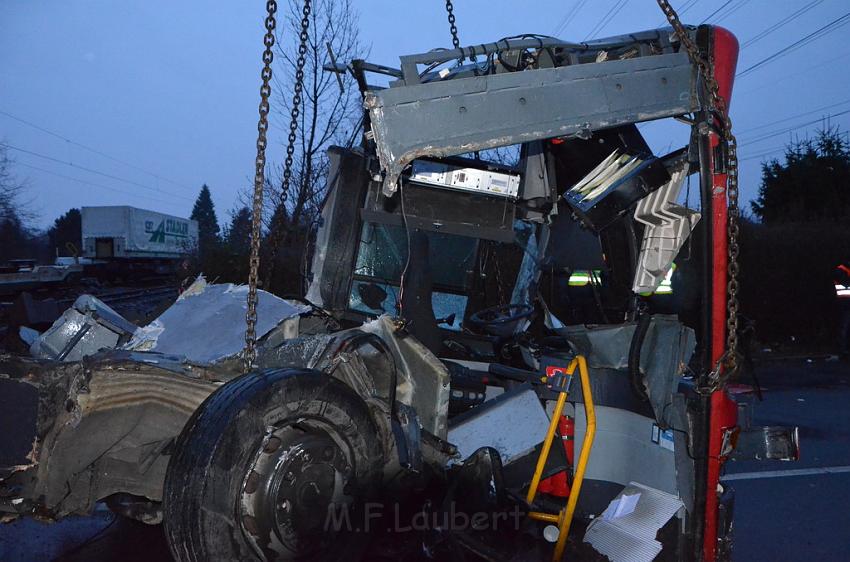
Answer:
xmin=365 ymin=53 xmax=698 ymax=196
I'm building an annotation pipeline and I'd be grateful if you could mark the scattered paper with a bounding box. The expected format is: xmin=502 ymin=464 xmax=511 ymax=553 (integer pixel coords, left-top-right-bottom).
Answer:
xmin=584 ymin=482 xmax=683 ymax=562
xmin=603 ymin=492 xmax=641 ymax=521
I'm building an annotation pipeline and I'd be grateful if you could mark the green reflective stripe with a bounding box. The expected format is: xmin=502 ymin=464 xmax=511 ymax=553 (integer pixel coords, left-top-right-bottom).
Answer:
xmin=568 ymin=270 xmax=601 ymax=287
xmin=568 ymin=271 xmax=591 ymax=286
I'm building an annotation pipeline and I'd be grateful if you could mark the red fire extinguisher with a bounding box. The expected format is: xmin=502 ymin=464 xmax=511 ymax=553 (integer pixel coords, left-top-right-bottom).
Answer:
xmin=539 ymin=415 xmax=575 ymax=498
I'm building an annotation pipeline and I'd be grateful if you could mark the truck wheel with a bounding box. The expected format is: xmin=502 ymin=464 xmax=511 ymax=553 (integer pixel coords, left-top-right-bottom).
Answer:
xmin=163 ymin=369 xmax=384 ymax=562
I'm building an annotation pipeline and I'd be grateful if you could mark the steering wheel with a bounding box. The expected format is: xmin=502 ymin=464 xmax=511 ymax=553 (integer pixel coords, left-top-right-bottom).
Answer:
xmin=467 ymin=303 xmax=535 ymax=337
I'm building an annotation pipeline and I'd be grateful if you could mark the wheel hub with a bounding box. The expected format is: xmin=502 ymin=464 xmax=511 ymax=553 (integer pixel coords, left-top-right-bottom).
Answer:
xmin=240 ymin=424 xmax=352 ymax=559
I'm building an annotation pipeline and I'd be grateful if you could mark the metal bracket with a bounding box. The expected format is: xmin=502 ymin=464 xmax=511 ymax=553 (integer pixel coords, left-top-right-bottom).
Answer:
xmin=730 ymin=426 xmax=800 ymax=462
xmin=365 ymin=52 xmax=698 ymax=196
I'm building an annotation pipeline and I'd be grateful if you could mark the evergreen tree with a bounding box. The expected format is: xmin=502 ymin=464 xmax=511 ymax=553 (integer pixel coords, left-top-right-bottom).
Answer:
xmin=751 ymin=127 xmax=850 ymax=223
xmin=47 ymin=208 xmax=82 ymax=256
xmin=190 ymin=184 xmax=220 ymax=258
xmin=226 ymin=207 xmax=252 ymax=254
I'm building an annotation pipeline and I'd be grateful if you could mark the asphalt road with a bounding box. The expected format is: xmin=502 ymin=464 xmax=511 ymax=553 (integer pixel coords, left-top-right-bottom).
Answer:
xmin=723 ymin=357 xmax=850 ymax=561
xmin=1 ymin=358 xmax=848 ymax=561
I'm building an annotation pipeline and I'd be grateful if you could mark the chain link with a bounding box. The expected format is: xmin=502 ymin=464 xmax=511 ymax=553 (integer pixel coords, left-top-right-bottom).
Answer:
xmin=445 ymin=0 xmax=461 ymax=50
xmin=264 ymin=0 xmax=312 ymax=289
xmin=244 ymin=0 xmax=279 ymax=373
xmin=656 ymin=0 xmax=740 ymax=389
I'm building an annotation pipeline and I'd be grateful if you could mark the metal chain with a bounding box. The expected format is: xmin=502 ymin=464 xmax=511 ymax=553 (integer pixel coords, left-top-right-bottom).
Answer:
xmin=244 ymin=0 xmax=279 ymax=373
xmin=656 ymin=0 xmax=741 ymax=387
xmin=445 ymin=0 xmax=461 ymax=49
xmin=264 ymin=0 xmax=312 ymax=289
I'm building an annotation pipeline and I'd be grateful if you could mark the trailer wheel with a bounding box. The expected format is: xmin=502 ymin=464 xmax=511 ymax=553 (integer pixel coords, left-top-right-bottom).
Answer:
xmin=163 ymin=369 xmax=384 ymax=562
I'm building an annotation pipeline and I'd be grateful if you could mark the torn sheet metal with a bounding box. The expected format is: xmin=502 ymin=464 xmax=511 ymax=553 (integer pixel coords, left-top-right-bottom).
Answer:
xmin=125 ymin=277 xmax=307 ymax=365
xmin=558 ymin=316 xmax=695 ymax=427
xmin=361 ymin=315 xmax=451 ymax=439
xmin=584 ymin=481 xmax=684 ymax=562
xmin=448 ymin=385 xmax=550 ymax=465
xmin=365 ymin=53 xmax=696 ymax=195
xmin=29 ymin=295 xmax=138 ymax=362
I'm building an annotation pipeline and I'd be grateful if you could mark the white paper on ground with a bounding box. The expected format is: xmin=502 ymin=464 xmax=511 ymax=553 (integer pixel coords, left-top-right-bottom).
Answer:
xmin=584 ymin=482 xmax=683 ymax=562
xmin=602 ymin=492 xmax=641 ymax=521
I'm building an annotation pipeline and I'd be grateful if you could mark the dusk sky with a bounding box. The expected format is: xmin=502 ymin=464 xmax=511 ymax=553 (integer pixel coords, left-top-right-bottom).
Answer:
xmin=2 ymin=0 xmax=848 ymax=229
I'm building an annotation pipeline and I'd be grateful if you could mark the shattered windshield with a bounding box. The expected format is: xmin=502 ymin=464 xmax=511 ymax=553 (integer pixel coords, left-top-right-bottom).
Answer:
xmin=348 ymin=222 xmax=528 ymax=331
xmin=349 ymin=223 xmax=478 ymax=329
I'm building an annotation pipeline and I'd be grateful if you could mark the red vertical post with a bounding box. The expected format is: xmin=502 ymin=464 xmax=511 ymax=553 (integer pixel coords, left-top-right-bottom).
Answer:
xmin=703 ymin=26 xmax=739 ymax=562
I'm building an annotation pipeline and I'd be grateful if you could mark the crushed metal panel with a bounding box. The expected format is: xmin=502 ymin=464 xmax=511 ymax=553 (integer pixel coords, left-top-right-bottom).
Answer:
xmin=360 ymin=315 xmax=451 ymax=439
xmin=448 ymin=385 xmax=550 ymax=465
xmin=30 ymin=295 xmax=137 ymax=362
xmin=559 ymin=316 xmax=695 ymax=428
xmin=124 ymin=277 xmax=308 ymax=365
xmin=366 ymin=53 xmax=697 ymax=195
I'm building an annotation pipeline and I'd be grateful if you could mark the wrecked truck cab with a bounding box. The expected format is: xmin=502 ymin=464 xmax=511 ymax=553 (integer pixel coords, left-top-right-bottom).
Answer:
xmin=2 ymin=23 xmax=800 ymax=562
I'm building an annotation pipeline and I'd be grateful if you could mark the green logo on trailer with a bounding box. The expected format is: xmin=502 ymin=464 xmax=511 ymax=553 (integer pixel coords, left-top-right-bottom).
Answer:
xmin=148 ymin=220 xmax=190 ymax=243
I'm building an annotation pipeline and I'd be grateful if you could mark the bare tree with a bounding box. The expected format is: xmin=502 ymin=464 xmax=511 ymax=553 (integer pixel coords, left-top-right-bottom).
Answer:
xmin=0 ymin=145 xmax=41 ymax=261
xmin=0 ymin=145 xmax=32 ymax=224
xmin=261 ymin=0 xmax=366 ymax=294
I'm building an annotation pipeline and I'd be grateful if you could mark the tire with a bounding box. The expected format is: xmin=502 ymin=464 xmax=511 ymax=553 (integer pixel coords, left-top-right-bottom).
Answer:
xmin=163 ymin=369 xmax=384 ymax=562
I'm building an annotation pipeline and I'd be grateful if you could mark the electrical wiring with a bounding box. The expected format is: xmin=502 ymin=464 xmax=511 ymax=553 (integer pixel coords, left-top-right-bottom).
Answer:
xmin=737 ymin=97 xmax=850 ymax=135
xmin=14 ymin=161 xmax=183 ymax=205
xmin=736 ymin=49 xmax=850 ymax=97
xmin=584 ymin=0 xmax=629 ymax=41
xmin=700 ymin=0 xmax=735 ymax=24
xmin=741 ymin=0 xmax=824 ymax=49
xmin=712 ymin=0 xmax=751 ymax=24
xmin=1 ymin=142 xmax=194 ymax=202
xmin=0 ymin=109 xmax=195 ymax=191
xmin=395 ymin=178 xmax=413 ymax=318
xmin=738 ymin=109 xmax=850 ymax=147
xmin=552 ymin=0 xmax=590 ymax=37
xmin=655 ymin=0 xmax=697 ymax=27
xmin=737 ymin=11 xmax=850 ymax=78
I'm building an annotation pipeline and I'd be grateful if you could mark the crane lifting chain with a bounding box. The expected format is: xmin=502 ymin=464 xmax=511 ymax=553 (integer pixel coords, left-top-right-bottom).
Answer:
xmin=263 ymin=0 xmax=313 ymax=291
xmin=444 ymin=0 xmax=461 ymax=50
xmin=656 ymin=0 xmax=741 ymax=389
xmin=444 ymin=0 xmax=476 ymax=64
xmin=244 ymin=0 xmax=312 ymax=372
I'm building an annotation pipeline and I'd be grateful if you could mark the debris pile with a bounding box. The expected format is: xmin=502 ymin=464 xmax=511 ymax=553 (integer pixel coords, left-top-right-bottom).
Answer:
xmin=20 ymin=276 xmax=307 ymax=365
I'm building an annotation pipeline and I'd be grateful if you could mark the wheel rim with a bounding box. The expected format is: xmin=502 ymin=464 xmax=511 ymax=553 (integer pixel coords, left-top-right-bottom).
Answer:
xmin=239 ymin=421 xmax=354 ymax=559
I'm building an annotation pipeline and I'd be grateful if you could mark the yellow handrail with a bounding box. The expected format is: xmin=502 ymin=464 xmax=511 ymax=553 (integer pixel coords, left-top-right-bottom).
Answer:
xmin=526 ymin=355 xmax=596 ymax=562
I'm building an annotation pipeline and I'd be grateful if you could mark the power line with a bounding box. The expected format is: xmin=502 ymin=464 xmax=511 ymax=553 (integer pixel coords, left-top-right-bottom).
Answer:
xmin=741 ymin=0 xmax=824 ymax=49
xmin=737 ymin=48 xmax=850 ymax=96
xmin=713 ymin=0 xmax=751 ymax=24
xmin=656 ymin=0 xmax=697 ymax=27
xmin=15 ymin=161 xmax=182 ymax=205
xmin=737 ymin=11 xmax=850 ymax=77
xmin=1 ymin=142 xmax=194 ymax=203
xmin=739 ymin=146 xmax=786 ymax=162
xmin=738 ymin=109 xmax=850 ymax=147
xmin=552 ymin=0 xmax=588 ymax=37
xmin=0 ymin=109 xmax=195 ymax=192
xmin=585 ymin=0 xmax=629 ymax=41
xmin=738 ymin=97 xmax=850 ymax=135
xmin=701 ymin=0 xmax=735 ymax=24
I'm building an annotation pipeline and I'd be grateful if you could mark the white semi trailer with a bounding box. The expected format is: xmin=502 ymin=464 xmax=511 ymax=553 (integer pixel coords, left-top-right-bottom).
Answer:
xmin=81 ymin=206 xmax=198 ymax=260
